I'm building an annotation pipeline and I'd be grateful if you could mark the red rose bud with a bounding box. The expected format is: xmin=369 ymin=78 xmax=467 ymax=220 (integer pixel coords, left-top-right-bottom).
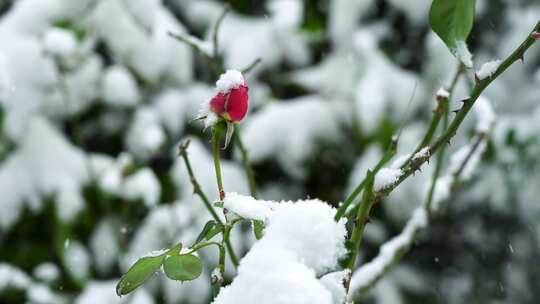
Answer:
xmin=209 ymin=70 xmax=249 ymax=123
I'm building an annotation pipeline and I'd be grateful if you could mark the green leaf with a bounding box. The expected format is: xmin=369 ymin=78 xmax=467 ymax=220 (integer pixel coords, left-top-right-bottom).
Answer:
xmin=223 ymin=121 xmax=235 ymax=149
xmin=205 ymin=223 xmax=224 ymax=240
xmin=163 ymin=254 xmax=203 ymax=281
xmin=193 ymin=220 xmax=217 ymax=246
xmin=429 ymin=0 xmax=475 ymax=54
xmin=253 ymin=220 xmax=265 ymax=240
xmin=116 ymin=255 xmax=165 ymax=296
xmin=167 ymin=242 xmax=183 ymax=255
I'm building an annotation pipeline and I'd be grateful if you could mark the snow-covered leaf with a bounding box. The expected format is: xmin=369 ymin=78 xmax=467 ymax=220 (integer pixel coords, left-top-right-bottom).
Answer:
xmin=429 ymin=0 xmax=475 ymax=59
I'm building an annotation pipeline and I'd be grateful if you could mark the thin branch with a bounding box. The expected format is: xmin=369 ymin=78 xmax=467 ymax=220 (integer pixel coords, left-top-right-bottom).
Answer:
xmin=178 ymin=140 xmax=223 ymax=224
xmin=335 ymin=136 xmax=398 ymax=220
xmin=241 ymin=57 xmax=263 ymax=75
xmin=337 ymin=82 xmax=418 ymax=221
xmin=212 ymin=4 xmax=231 ymax=74
xmin=452 ymin=132 xmax=486 ymax=183
xmin=348 ymin=207 xmax=427 ymax=299
xmin=346 ymin=170 xmax=376 ymax=278
xmin=168 ymin=31 xmax=212 ymax=59
xmin=349 ymin=130 xmax=490 ymax=300
xmin=424 ymin=64 xmax=463 ymax=213
xmin=240 ymin=57 xmax=262 ymax=75
xmin=212 ymin=127 xmax=226 ymax=201
xmin=381 ymin=20 xmax=540 ymax=199
xmin=222 ymin=223 xmax=239 ymax=267
xmin=178 ymin=140 xmax=239 ymax=267
xmin=345 ymin=19 xmax=540 ymax=297
xmin=234 ymin=130 xmax=257 ymax=198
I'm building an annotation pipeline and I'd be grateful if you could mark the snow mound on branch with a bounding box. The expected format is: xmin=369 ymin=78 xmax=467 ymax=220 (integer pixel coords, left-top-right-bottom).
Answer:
xmin=214 ymin=195 xmax=347 ymax=304
xmin=374 ymin=168 xmax=402 ymax=192
xmin=476 ymin=59 xmax=501 ymax=80
xmin=455 ymin=40 xmax=473 ymax=68
xmin=223 ymin=192 xmax=274 ymax=221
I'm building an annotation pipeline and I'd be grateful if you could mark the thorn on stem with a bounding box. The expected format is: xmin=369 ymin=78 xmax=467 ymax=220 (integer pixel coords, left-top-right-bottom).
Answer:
xmin=452 ymin=109 xmax=460 ymax=114
xmin=532 ymin=31 xmax=540 ymax=40
xmin=474 ymin=73 xmax=480 ymax=85
xmin=219 ymin=190 xmax=226 ymax=201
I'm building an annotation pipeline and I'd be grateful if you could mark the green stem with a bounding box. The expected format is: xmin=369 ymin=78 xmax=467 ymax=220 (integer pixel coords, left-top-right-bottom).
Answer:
xmin=344 ymin=22 xmax=539 ymax=296
xmin=346 ymin=171 xmax=376 ymax=274
xmin=168 ymin=31 xmax=212 ymax=60
xmin=424 ymin=97 xmax=450 ymax=213
xmin=222 ymin=224 xmax=239 ymax=266
xmin=186 ymin=241 xmax=222 ymax=254
xmin=234 ymin=130 xmax=257 ymax=198
xmin=178 ymin=140 xmax=239 ymax=269
xmin=212 ymin=4 xmax=230 ymax=75
xmin=212 ymin=127 xmax=226 ymax=201
xmin=179 ymin=140 xmax=223 ymax=224
xmin=382 ymin=20 xmax=540 ymax=199
xmin=452 ymin=132 xmax=486 ymax=183
xmin=240 ymin=58 xmax=262 ymax=74
xmin=402 ymin=64 xmax=463 ymax=169
xmin=211 ymin=243 xmax=226 ymax=298
xmin=336 ymin=137 xmax=398 ymax=221
xmin=421 ymin=61 xmax=464 ymax=213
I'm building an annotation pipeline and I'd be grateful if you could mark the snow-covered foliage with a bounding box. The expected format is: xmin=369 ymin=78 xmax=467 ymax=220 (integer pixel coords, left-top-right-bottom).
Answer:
xmin=214 ymin=194 xmax=347 ymax=304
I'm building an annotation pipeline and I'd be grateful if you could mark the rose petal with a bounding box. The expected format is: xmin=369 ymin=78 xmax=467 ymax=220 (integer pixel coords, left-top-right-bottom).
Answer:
xmin=226 ymin=85 xmax=249 ymax=122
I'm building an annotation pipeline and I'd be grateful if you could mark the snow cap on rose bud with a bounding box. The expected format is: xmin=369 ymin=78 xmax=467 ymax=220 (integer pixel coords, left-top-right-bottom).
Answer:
xmin=210 ymin=69 xmax=249 ymax=123
xmin=196 ymin=70 xmax=249 ymax=148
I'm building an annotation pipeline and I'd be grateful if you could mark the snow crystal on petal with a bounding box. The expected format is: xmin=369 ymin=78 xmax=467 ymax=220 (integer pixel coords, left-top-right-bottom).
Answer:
xmin=204 ymin=112 xmax=219 ymax=129
xmin=215 ymin=70 xmax=245 ymax=94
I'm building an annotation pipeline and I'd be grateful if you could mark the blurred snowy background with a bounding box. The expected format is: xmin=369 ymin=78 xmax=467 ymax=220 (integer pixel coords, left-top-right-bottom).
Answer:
xmin=0 ymin=0 xmax=539 ymax=303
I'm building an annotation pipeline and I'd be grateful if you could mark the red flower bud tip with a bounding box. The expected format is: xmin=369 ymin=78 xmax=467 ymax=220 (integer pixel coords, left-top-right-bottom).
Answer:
xmin=209 ymin=70 xmax=249 ymax=123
